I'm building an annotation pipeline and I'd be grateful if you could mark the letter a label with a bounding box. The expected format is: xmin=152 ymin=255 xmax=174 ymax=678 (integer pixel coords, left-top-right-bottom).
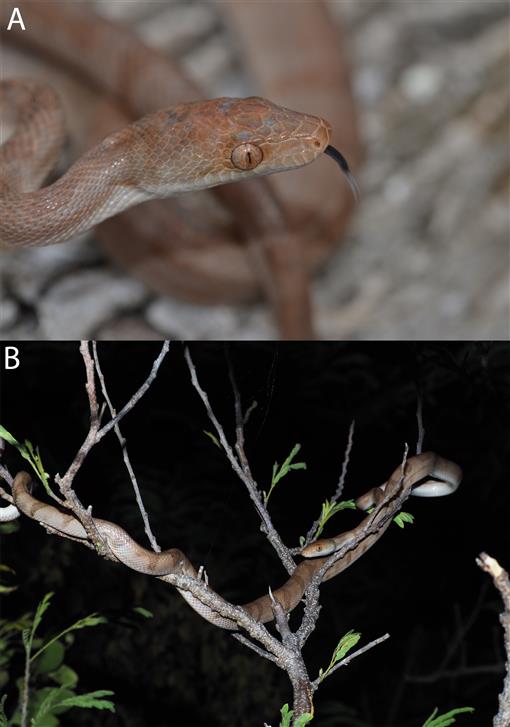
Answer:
xmin=7 ymin=8 xmax=26 ymax=30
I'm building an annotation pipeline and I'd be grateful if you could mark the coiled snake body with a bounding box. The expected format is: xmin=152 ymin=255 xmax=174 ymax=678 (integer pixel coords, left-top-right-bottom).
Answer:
xmin=11 ymin=452 xmax=461 ymax=631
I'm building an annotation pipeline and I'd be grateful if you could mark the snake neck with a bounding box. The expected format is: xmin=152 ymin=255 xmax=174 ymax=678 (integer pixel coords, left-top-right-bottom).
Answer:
xmin=0 ymin=124 xmax=153 ymax=248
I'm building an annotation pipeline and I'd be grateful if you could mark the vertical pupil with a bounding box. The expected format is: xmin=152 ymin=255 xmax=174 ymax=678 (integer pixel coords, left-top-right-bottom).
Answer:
xmin=246 ymin=151 xmax=252 ymax=165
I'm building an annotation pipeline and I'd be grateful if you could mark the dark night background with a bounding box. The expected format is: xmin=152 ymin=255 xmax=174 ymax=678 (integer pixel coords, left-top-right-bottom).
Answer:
xmin=0 ymin=341 xmax=509 ymax=727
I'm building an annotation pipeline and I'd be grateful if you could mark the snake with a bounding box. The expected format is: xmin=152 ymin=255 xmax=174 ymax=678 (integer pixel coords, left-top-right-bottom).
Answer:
xmin=10 ymin=452 xmax=461 ymax=631
xmin=0 ymin=86 xmax=355 ymax=248
xmin=0 ymin=0 xmax=361 ymax=338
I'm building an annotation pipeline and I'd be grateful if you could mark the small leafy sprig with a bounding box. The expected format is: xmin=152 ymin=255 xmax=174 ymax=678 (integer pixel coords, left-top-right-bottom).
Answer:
xmin=317 ymin=630 xmax=361 ymax=684
xmin=279 ymin=703 xmax=313 ymax=727
xmin=301 ymin=498 xmax=356 ymax=546
xmin=394 ymin=511 xmax=414 ymax=528
xmin=264 ymin=444 xmax=307 ymax=506
xmin=365 ymin=505 xmax=414 ymax=529
xmin=25 ymin=596 xmax=107 ymax=666
xmin=422 ymin=706 xmax=474 ymax=726
xmin=5 ymin=592 xmax=115 ymax=727
xmin=0 ymin=425 xmax=53 ymax=498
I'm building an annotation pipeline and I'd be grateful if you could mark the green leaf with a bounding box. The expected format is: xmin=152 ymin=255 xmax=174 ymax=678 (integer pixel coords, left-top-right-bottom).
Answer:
xmin=57 ymin=690 xmax=115 ymax=712
xmin=394 ymin=511 xmax=414 ymax=529
xmin=318 ymin=629 xmax=362 ymax=683
xmin=132 ymin=607 xmax=153 ymax=619
xmin=0 ymin=425 xmax=20 ymax=449
xmin=50 ymin=665 xmax=78 ymax=689
xmin=422 ymin=706 xmax=474 ymax=726
xmin=23 ymin=592 xmax=53 ymax=660
xmin=29 ymin=686 xmax=75 ymax=725
xmin=203 ymin=430 xmax=220 ymax=448
xmin=280 ymin=704 xmax=293 ymax=727
xmin=33 ymin=641 xmax=65 ymax=675
xmin=294 ymin=715 xmax=313 ymax=726
xmin=0 ymin=426 xmax=52 ymax=493
xmin=308 ymin=498 xmax=356 ymax=542
xmin=333 ymin=630 xmax=361 ymax=663
xmin=265 ymin=444 xmax=307 ymax=505
xmin=279 ymin=704 xmax=313 ymax=727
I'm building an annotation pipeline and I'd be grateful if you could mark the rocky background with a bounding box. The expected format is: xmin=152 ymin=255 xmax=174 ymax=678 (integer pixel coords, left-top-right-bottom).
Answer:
xmin=1 ymin=0 xmax=508 ymax=340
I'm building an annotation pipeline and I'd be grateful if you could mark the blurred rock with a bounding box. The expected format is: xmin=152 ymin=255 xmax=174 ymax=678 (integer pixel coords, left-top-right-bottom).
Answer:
xmin=38 ymin=270 xmax=147 ymax=339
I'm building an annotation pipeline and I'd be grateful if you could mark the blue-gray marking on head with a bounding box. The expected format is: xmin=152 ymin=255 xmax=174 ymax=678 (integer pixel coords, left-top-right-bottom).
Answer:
xmin=218 ymin=99 xmax=236 ymax=112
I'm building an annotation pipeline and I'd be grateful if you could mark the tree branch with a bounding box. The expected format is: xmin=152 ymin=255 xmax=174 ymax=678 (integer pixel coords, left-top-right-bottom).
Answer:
xmin=92 ymin=341 xmax=162 ymax=553
xmin=476 ymin=552 xmax=510 ymax=727
xmin=185 ymin=346 xmax=295 ymax=574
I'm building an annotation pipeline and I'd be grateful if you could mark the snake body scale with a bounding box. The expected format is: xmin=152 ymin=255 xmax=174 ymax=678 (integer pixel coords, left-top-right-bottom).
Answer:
xmin=11 ymin=452 xmax=461 ymax=631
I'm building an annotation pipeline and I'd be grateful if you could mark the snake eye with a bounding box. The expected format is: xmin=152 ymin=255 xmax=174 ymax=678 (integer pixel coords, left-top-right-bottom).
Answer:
xmin=231 ymin=143 xmax=263 ymax=171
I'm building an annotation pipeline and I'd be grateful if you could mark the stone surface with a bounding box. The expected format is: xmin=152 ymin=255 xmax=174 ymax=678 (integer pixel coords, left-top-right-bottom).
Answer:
xmin=146 ymin=298 xmax=274 ymax=340
xmin=38 ymin=270 xmax=147 ymax=339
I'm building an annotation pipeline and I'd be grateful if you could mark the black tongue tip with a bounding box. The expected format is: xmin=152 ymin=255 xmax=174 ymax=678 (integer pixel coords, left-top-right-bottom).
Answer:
xmin=324 ymin=144 xmax=360 ymax=203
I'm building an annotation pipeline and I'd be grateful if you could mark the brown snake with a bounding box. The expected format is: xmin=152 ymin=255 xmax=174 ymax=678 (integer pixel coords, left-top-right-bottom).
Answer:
xmin=11 ymin=452 xmax=461 ymax=631
xmin=0 ymin=0 xmax=361 ymax=338
xmin=0 ymin=89 xmax=353 ymax=247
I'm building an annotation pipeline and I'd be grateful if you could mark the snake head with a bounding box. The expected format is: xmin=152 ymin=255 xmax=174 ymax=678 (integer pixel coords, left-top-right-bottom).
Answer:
xmin=144 ymin=96 xmax=335 ymax=193
xmin=221 ymin=96 xmax=332 ymax=177
xmin=301 ymin=537 xmax=338 ymax=558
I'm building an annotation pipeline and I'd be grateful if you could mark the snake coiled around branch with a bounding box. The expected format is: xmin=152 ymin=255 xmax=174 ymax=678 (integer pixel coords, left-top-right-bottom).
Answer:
xmin=10 ymin=452 xmax=461 ymax=631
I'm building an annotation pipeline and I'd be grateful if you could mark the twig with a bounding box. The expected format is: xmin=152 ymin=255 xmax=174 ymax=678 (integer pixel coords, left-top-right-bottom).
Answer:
xmin=303 ymin=419 xmax=355 ymax=547
xmin=95 ymin=341 xmax=170 ymax=444
xmin=333 ymin=419 xmax=356 ymax=502
xmin=416 ymin=394 xmax=425 ymax=454
xmin=226 ymin=351 xmax=250 ymax=475
xmin=185 ymin=347 xmax=295 ymax=574
xmin=92 ymin=341 xmax=163 ymax=553
xmin=20 ymin=646 xmax=30 ymax=727
xmin=57 ymin=341 xmax=100 ymax=492
xmin=232 ymin=633 xmax=281 ymax=666
xmin=56 ymin=341 xmax=170 ymax=558
xmin=311 ymin=633 xmax=390 ymax=690
xmin=406 ymin=662 xmax=504 ymax=683
xmin=476 ymin=553 xmax=510 ymax=727
xmin=0 ymin=465 xmax=14 ymax=489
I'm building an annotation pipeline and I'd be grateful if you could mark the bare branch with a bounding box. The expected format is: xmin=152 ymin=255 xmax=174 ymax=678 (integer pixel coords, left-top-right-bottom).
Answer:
xmin=416 ymin=393 xmax=425 ymax=454
xmin=0 ymin=443 xmax=14 ymax=490
xmin=303 ymin=419 xmax=355 ymax=548
xmin=333 ymin=419 xmax=356 ymax=502
xmin=92 ymin=341 xmax=162 ymax=553
xmin=476 ymin=552 xmax=510 ymax=727
xmin=0 ymin=466 xmax=14 ymax=490
xmin=95 ymin=341 xmax=170 ymax=444
xmin=232 ymin=633 xmax=281 ymax=666
xmin=57 ymin=341 xmax=101 ymax=492
xmin=185 ymin=346 xmax=295 ymax=574
xmin=55 ymin=341 xmax=170 ymax=559
xmin=226 ymin=351 xmax=250 ymax=474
